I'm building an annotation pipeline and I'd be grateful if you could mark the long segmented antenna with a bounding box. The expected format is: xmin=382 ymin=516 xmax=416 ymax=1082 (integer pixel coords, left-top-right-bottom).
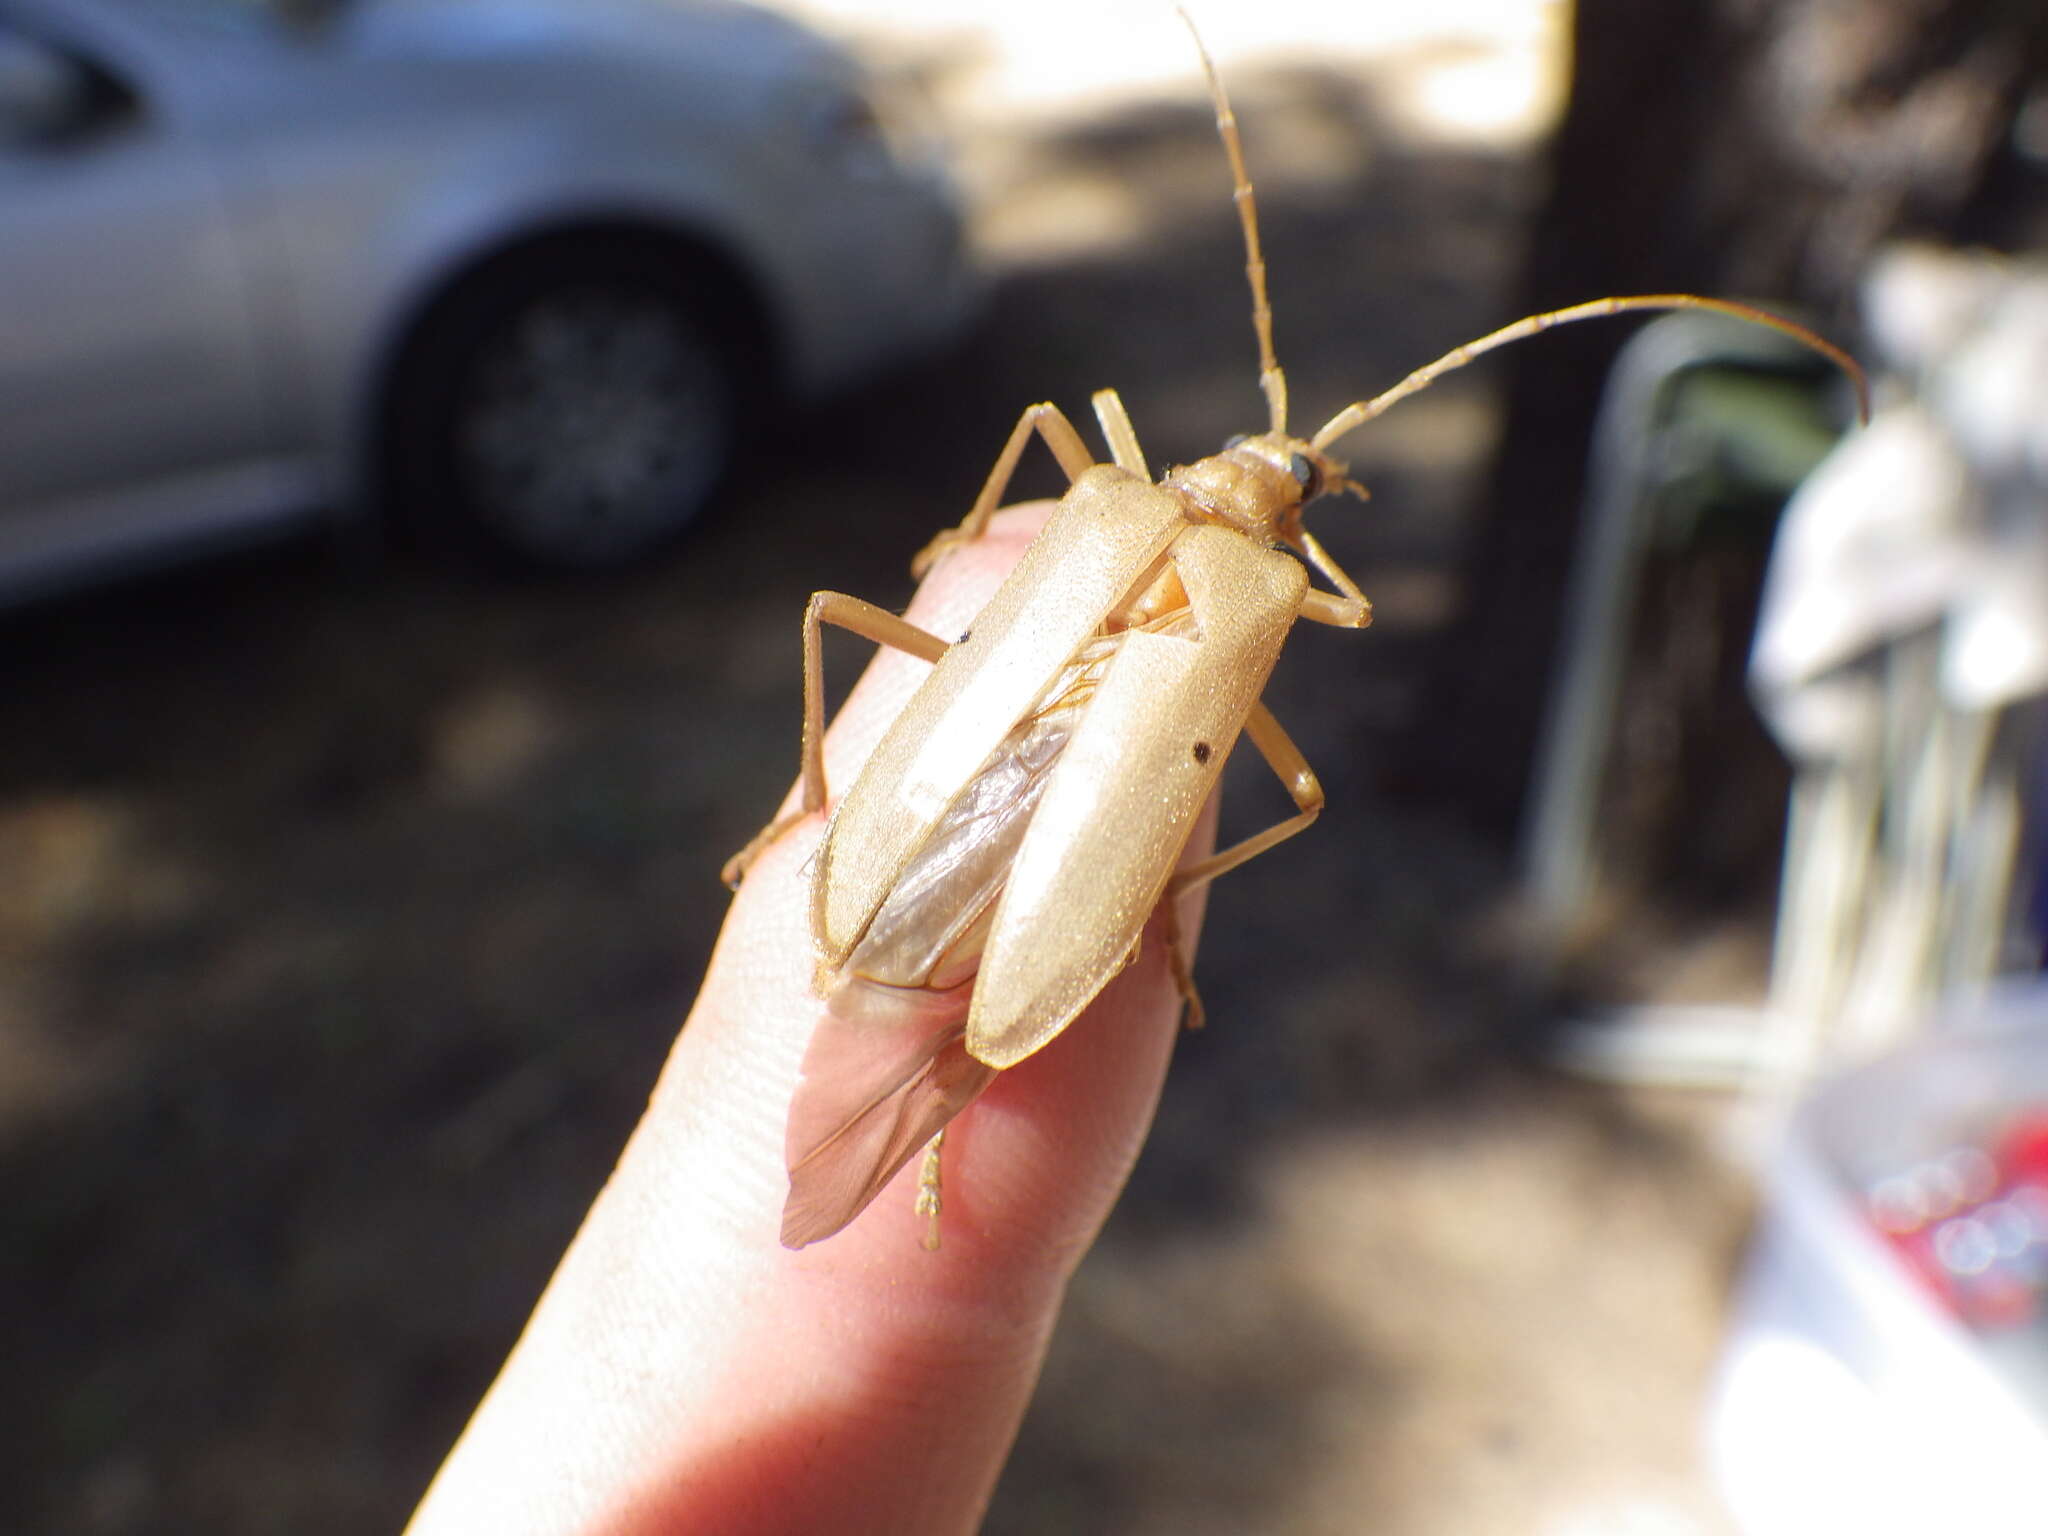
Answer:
xmin=1180 ymin=9 xmax=1287 ymax=436
xmin=1309 ymin=294 xmax=1870 ymax=453
xmin=1175 ymin=16 xmax=1866 ymax=469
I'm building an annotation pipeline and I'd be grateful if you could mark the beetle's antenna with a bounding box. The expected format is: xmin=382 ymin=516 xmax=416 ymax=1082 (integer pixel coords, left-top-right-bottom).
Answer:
xmin=1309 ymin=294 xmax=1869 ymax=453
xmin=1180 ymin=9 xmax=1287 ymax=436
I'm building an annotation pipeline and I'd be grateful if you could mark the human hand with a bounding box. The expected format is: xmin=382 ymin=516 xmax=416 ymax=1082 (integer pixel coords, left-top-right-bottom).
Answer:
xmin=405 ymin=502 xmax=1208 ymax=1535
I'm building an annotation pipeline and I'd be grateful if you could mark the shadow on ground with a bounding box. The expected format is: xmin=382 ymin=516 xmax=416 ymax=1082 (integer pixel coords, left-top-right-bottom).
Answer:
xmin=0 ymin=61 xmax=1746 ymax=1536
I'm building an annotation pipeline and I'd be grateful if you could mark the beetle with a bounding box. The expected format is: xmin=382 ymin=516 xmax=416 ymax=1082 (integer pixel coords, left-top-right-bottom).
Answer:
xmin=726 ymin=25 xmax=1866 ymax=1250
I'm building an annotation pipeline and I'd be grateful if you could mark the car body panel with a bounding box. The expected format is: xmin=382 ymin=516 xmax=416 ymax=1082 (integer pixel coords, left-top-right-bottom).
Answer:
xmin=0 ymin=0 xmax=975 ymax=600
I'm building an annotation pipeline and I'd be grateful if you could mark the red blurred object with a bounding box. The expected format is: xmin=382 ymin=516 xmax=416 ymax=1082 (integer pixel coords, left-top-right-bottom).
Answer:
xmin=1863 ymin=1111 xmax=2048 ymax=1330
xmin=1996 ymin=1114 xmax=2048 ymax=1184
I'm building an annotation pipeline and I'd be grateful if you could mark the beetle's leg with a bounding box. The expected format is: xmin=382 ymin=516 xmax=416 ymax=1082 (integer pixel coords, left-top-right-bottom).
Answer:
xmin=915 ymin=1129 xmax=945 ymax=1252
xmin=1159 ymin=886 xmax=1207 ymax=1032
xmin=1294 ymin=532 xmax=1373 ymax=628
xmin=721 ymin=593 xmax=952 ymax=887
xmin=911 ymin=402 xmax=1095 ymax=577
xmin=1091 ymin=388 xmax=1148 ymax=479
xmin=1169 ymin=701 xmax=1323 ymax=893
xmin=1299 ymin=588 xmax=1371 ymax=627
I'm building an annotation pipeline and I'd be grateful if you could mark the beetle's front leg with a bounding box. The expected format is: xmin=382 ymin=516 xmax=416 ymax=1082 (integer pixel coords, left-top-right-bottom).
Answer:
xmin=1294 ymin=531 xmax=1373 ymax=629
xmin=721 ymin=592 xmax=952 ymax=888
xmin=911 ymin=402 xmax=1096 ymax=577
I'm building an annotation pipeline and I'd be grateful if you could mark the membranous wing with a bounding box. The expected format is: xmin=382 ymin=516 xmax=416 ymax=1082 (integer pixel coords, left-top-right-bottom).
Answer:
xmin=783 ymin=632 xmax=1122 ymax=1247
xmin=839 ymin=632 xmax=1122 ymax=990
xmin=781 ymin=977 xmax=993 ymax=1248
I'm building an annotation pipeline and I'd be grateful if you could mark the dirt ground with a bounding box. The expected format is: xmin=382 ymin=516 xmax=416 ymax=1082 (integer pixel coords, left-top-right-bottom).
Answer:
xmin=1 ymin=25 xmax=1760 ymax=1536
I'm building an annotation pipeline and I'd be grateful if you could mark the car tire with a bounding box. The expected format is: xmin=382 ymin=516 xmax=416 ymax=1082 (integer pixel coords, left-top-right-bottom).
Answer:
xmin=387 ymin=242 xmax=749 ymax=571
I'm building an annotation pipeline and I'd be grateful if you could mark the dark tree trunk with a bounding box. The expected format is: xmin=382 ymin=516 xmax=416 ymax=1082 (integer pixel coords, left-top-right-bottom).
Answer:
xmin=1408 ymin=0 xmax=2048 ymax=840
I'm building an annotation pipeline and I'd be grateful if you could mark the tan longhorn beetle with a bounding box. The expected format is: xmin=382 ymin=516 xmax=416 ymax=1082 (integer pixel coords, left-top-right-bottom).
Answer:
xmin=726 ymin=17 xmax=1866 ymax=1250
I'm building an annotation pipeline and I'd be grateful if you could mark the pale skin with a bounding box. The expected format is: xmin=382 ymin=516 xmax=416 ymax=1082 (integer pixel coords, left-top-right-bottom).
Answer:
xmin=405 ymin=502 xmax=1217 ymax=1536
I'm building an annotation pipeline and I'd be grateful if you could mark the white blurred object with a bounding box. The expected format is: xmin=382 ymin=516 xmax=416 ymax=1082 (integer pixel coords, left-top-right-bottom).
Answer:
xmin=1750 ymin=404 xmax=1976 ymax=760
xmin=1710 ymin=989 xmax=2048 ymax=1536
xmin=1750 ymin=246 xmax=2048 ymax=1085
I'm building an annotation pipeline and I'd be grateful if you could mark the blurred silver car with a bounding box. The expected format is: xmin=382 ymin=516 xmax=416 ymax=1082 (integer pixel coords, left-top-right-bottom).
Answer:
xmin=0 ymin=0 xmax=974 ymax=593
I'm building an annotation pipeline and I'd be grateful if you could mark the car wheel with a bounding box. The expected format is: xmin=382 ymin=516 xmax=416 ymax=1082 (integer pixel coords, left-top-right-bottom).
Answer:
xmin=390 ymin=246 xmax=745 ymax=570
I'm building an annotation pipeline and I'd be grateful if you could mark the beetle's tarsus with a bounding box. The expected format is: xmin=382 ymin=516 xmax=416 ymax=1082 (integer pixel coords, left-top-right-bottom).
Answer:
xmin=911 ymin=525 xmax=978 ymax=579
xmin=916 ymin=1130 xmax=946 ymax=1251
xmin=720 ymin=809 xmax=809 ymax=888
xmin=1161 ymin=895 xmax=1206 ymax=1030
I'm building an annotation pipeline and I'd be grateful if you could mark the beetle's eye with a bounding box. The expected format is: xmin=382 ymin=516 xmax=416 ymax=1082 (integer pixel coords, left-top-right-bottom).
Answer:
xmin=1222 ymin=433 xmax=1248 ymax=451
xmin=1289 ymin=453 xmax=1319 ymax=493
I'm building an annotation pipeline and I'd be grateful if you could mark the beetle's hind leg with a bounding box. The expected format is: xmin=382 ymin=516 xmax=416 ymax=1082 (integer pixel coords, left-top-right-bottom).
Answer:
xmin=1160 ymin=890 xmax=1207 ymax=1032
xmin=1169 ymin=702 xmax=1323 ymax=896
xmin=721 ymin=593 xmax=953 ymax=887
xmin=911 ymin=402 xmax=1095 ymax=577
xmin=1150 ymin=703 xmax=1322 ymax=1022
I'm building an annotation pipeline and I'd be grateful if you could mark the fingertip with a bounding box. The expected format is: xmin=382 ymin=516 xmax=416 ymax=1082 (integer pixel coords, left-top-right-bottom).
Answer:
xmin=412 ymin=497 xmax=1215 ymax=1536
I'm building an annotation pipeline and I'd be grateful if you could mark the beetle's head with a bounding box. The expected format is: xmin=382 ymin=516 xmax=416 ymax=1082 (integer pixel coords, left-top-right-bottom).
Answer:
xmin=1161 ymin=431 xmax=1363 ymax=549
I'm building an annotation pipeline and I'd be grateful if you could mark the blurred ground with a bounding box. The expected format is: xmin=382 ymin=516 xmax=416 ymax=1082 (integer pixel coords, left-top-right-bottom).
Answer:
xmin=2 ymin=5 xmax=1761 ymax=1532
